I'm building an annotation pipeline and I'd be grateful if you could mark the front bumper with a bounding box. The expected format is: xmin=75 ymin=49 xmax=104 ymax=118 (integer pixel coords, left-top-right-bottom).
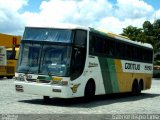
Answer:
xmin=14 ymin=81 xmax=72 ymax=98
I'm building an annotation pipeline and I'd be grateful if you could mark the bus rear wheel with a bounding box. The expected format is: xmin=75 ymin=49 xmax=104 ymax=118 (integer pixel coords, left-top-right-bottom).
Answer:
xmin=139 ymin=79 xmax=144 ymax=93
xmin=84 ymin=80 xmax=95 ymax=101
xmin=132 ymin=80 xmax=141 ymax=96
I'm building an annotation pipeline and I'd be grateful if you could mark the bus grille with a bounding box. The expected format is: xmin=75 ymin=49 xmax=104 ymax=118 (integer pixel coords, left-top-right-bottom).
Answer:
xmin=27 ymin=79 xmax=51 ymax=83
xmin=6 ymin=67 xmax=14 ymax=74
xmin=27 ymin=79 xmax=36 ymax=82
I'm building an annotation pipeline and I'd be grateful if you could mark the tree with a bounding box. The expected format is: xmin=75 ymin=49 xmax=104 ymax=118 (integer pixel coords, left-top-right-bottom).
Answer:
xmin=143 ymin=21 xmax=153 ymax=36
xmin=121 ymin=19 xmax=160 ymax=65
xmin=121 ymin=25 xmax=143 ymax=41
xmin=153 ymin=19 xmax=160 ymax=29
xmin=142 ymin=21 xmax=156 ymax=49
xmin=153 ymin=20 xmax=160 ymax=56
xmin=121 ymin=19 xmax=160 ymax=52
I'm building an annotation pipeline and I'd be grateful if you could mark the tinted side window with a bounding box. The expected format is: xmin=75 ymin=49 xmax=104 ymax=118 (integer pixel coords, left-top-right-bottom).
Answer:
xmin=89 ymin=32 xmax=114 ymax=56
xmin=74 ymin=30 xmax=87 ymax=47
xmin=115 ymin=42 xmax=125 ymax=58
xmin=89 ymin=32 xmax=153 ymax=63
xmin=70 ymin=30 xmax=87 ymax=80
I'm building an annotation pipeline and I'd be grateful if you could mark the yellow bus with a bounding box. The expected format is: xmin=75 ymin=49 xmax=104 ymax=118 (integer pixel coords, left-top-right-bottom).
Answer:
xmin=14 ymin=25 xmax=153 ymax=100
xmin=0 ymin=33 xmax=20 ymax=78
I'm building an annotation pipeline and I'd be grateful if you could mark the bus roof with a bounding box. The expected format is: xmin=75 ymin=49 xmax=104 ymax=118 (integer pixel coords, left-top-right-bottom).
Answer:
xmin=25 ymin=24 xmax=153 ymax=49
xmin=107 ymin=33 xmax=153 ymax=49
xmin=26 ymin=23 xmax=89 ymax=31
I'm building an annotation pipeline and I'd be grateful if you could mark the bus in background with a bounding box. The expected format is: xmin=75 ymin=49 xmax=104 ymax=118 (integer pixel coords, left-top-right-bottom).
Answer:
xmin=153 ymin=65 xmax=160 ymax=78
xmin=14 ymin=25 xmax=153 ymax=100
xmin=0 ymin=33 xmax=21 ymax=78
xmin=153 ymin=56 xmax=160 ymax=78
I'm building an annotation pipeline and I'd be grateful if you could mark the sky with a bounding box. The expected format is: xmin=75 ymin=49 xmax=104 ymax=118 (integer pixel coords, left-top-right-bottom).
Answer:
xmin=0 ymin=0 xmax=160 ymax=36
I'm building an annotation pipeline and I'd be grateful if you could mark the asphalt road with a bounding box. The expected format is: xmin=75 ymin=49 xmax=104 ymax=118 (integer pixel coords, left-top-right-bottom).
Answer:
xmin=0 ymin=78 xmax=160 ymax=120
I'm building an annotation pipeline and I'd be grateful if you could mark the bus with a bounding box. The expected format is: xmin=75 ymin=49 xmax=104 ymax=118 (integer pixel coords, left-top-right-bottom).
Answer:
xmin=153 ymin=65 xmax=160 ymax=78
xmin=14 ymin=25 xmax=153 ymax=100
xmin=0 ymin=33 xmax=21 ymax=78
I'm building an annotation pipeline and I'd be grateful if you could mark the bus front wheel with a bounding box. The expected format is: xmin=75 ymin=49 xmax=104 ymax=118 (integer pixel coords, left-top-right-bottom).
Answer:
xmin=84 ymin=80 xmax=95 ymax=101
xmin=43 ymin=96 xmax=50 ymax=102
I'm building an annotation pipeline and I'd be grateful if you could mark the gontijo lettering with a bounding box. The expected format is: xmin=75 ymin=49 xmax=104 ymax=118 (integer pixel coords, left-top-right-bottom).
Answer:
xmin=125 ymin=63 xmax=140 ymax=70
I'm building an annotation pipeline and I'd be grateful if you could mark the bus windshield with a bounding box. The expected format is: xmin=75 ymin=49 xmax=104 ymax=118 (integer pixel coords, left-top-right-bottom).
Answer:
xmin=17 ymin=43 xmax=71 ymax=76
xmin=39 ymin=45 xmax=71 ymax=76
xmin=23 ymin=27 xmax=73 ymax=43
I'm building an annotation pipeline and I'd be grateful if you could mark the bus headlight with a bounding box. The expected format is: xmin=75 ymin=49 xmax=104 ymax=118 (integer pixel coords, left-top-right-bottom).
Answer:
xmin=51 ymin=77 xmax=68 ymax=86
xmin=15 ymin=77 xmax=25 ymax=81
xmin=59 ymin=81 xmax=68 ymax=86
xmin=19 ymin=77 xmax=25 ymax=81
xmin=15 ymin=74 xmax=25 ymax=81
xmin=51 ymin=80 xmax=68 ymax=86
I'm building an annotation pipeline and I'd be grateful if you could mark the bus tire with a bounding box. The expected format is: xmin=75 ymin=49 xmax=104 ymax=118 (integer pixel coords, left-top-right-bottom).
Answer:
xmin=139 ymin=79 xmax=144 ymax=94
xmin=43 ymin=96 xmax=50 ymax=102
xmin=0 ymin=76 xmax=4 ymax=79
xmin=84 ymin=79 xmax=95 ymax=101
xmin=7 ymin=76 xmax=13 ymax=79
xmin=132 ymin=80 xmax=140 ymax=96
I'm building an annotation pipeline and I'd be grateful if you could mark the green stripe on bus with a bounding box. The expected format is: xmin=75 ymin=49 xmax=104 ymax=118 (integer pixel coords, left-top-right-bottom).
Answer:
xmin=98 ymin=57 xmax=113 ymax=93
xmin=107 ymin=58 xmax=119 ymax=93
